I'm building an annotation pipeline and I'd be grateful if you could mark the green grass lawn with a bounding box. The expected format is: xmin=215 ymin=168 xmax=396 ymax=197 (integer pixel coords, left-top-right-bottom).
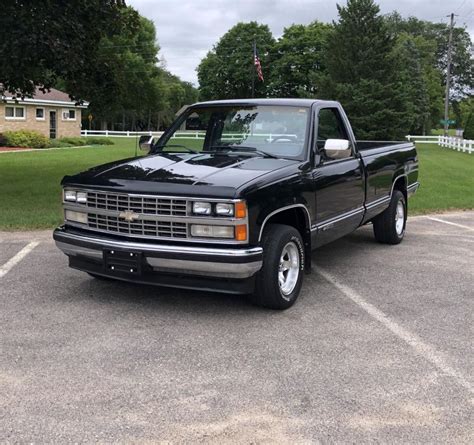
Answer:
xmin=409 ymin=143 xmax=473 ymax=214
xmin=430 ymin=128 xmax=458 ymax=136
xmin=0 ymin=137 xmax=140 ymax=230
xmin=0 ymin=140 xmax=472 ymax=230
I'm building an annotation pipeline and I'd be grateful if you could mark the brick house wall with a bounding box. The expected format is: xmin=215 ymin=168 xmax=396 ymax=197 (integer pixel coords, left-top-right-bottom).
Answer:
xmin=0 ymin=103 xmax=82 ymax=138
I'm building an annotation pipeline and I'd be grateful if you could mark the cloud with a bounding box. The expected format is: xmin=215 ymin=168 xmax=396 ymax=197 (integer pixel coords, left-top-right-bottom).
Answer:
xmin=129 ymin=0 xmax=474 ymax=85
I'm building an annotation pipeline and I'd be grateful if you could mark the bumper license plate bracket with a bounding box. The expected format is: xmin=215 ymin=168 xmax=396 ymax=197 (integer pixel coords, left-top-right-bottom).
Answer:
xmin=104 ymin=248 xmax=143 ymax=275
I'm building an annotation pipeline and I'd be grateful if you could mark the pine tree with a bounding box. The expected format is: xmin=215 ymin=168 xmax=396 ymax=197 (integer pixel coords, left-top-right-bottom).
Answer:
xmin=393 ymin=34 xmax=431 ymax=134
xmin=322 ymin=0 xmax=407 ymax=139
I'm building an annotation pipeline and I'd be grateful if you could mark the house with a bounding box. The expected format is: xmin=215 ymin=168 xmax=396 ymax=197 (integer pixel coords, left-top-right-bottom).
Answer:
xmin=0 ymin=87 xmax=88 ymax=139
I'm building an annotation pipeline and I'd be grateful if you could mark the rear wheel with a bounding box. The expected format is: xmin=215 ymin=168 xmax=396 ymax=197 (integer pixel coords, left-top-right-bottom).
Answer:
xmin=372 ymin=190 xmax=406 ymax=244
xmin=250 ymin=224 xmax=305 ymax=310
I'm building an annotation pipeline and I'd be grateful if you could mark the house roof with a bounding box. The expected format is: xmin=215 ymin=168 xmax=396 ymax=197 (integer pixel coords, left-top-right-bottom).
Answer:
xmin=1 ymin=87 xmax=89 ymax=108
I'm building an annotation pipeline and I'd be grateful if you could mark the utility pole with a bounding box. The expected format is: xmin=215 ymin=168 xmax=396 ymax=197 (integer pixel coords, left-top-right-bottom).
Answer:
xmin=443 ymin=13 xmax=456 ymax=137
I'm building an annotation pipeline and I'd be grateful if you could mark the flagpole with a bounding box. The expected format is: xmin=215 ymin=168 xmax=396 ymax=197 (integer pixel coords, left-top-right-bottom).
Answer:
xmin=251 ymin=40 xmax=255 ymax=98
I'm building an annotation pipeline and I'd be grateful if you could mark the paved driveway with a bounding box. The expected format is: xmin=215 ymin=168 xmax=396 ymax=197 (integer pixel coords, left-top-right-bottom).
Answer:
xmin=1 ymin=212 xmax=473 ymax=443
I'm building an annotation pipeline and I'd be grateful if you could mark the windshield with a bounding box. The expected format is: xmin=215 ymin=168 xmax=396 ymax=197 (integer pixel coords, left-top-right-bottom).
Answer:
xmin=154 ymin=105 xmax=310 ymax=159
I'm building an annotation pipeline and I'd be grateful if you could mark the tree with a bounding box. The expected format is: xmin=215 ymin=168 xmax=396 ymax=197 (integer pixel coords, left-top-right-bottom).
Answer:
xmin=197 ymin=22 xmax=275 ymax=100
xmin=392 ymin=34 xmax=431 ymax=134
xmin=75 ymin=11 xmax=164 ymax=129
xmin=68 ymin=8 xmax=198 ymax=131
xmin=0 ymin=0 xmax=137 ymax=98
xmin=321 ymin=0 xmax=407 ymax=139
xmin=385 ymin=13 xmax=474 ymax=100
xmin=158 ymin=71 xmax=199 ymax=129
xmin=268 ymin=22 xmax=332 ymax=98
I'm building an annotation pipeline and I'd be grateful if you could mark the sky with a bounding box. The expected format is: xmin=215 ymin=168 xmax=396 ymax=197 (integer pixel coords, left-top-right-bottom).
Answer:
xmin=129 ymin=0 xmax=474 ymax=85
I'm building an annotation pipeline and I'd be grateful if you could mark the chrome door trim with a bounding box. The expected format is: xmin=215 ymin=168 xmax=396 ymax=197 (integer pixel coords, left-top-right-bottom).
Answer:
xmin=365 ymin=195 xmax=391 ymax=210
xmin=311 ymin=206 xmax=365 ymax=232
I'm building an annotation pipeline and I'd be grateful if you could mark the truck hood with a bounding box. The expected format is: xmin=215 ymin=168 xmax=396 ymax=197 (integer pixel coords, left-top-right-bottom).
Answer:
xmin=62 ymin=152 xmax=300 ymax=198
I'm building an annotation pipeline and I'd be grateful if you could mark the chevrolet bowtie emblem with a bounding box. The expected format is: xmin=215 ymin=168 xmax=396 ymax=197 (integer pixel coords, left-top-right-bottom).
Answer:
xmin=119 ymin=210 xmax=139 ymax=222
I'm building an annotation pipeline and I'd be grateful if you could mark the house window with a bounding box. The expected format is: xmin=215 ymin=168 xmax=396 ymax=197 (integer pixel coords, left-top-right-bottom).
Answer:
xmin=5 ymin=106 xmax=25 ymax=120
xmin=62 ymin=109 xmax=76 ymax=121
xmin=36 ymin=108 xmax=45 ymax=120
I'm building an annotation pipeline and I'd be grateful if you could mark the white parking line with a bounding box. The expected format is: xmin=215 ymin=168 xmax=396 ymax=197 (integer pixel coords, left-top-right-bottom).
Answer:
xmin=0 ymin=241 xmax=40 ymax=278
xmin=425 ymin=217 xmax=474 ymax=232
xmin=316 ymin=267 xmax=474 ymax=395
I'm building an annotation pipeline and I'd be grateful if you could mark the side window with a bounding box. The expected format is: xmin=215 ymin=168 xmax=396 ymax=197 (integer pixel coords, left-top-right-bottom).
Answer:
xmin=316 ymin=108 xmax=351 ymax=161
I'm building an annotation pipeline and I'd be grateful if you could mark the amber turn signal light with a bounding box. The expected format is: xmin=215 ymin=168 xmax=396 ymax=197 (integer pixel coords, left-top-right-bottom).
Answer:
xmin=235 ymin=201 xmax=247 ymax=218
xmin=235 ymin=224 xmax=247 ymax=241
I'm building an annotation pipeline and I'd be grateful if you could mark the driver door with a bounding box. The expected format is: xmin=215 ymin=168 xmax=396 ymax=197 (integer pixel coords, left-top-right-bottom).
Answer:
xmin=312 ymin=107 xmax=365 ymax=247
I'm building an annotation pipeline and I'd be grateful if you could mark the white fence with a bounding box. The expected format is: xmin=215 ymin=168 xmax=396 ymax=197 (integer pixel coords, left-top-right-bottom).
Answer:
xmin=81 ymin=130 xmax=474 ymax=154
xmin=438 ymin=136 xmax=474 ymax=154
xmin=405 ymin=135 xmax=439 ymax=144
xmin=406 ymin=135 xmax=473 ymax=154
xmin=81 ymin=130 xmax=296 ymax=142
xmin=81 ymin=130 xmax=164 ymax=138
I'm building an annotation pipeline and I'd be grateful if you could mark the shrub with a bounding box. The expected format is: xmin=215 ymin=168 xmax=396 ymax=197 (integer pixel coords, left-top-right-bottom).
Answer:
xmin=463 ymin=112 xmax=474 ymax=140
xmin=3 ymin=130 xmax=50 ymax=148
xmin=53 ymin=137 xmax=114 ymax=146
xmin=52 ymin=140 xmax=74 ymax=148
xmin=57 ymin=137 xmax=87 ymax=146
xmin=86 ymin=137 xmax=115 ymax=145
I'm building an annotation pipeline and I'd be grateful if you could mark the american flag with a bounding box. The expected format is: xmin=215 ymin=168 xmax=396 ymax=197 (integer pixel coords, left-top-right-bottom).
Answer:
xmin=254 ymin=43 xmax=264 ymax=82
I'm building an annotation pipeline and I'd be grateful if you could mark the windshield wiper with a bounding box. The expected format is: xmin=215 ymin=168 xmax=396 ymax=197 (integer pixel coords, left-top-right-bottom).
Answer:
xmin=208 ymin=145 xmax=279 ymax=159
xmin=153 ymin=144 xmax=199 ymax=154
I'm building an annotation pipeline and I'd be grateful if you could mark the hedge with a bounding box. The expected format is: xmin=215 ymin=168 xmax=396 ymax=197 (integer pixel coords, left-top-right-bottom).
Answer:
xmin=0 ymin=130 xmax=115 ymax=149
xmin=2 ymin=130 xmax=50 ymax=148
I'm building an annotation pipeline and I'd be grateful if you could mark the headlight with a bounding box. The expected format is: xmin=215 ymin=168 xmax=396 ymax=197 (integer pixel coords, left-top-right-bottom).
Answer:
xmin=193 ymin=201 xmax=212 ymax=215
xmin=215 ymin=203 xmax=234 ymax=216
xmin=190 ymin=225 xmax=234 ymax=238
xmin=65 ymin=210 xmax=88 ymax=224
xmin=64 ymin=189 xmax=87 ymax=204
xmin=76 ymin=192 xmax=87 ymax=204
xmin=64 ymin=190 xmax=77 ymax=202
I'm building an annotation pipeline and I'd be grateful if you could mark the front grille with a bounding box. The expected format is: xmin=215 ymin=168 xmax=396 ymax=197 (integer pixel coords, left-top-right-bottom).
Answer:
xmin=87 ymin=191 xmax=187 ymax=216
xmin=88 ymin=213 xmax=188 ymax=238
xmin=65 ymin=190 xmax=243 ymax=243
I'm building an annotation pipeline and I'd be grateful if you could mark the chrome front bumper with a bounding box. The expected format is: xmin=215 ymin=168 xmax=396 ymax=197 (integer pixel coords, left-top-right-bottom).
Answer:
xmin=53 ymin=227 xmax=263 ymax=280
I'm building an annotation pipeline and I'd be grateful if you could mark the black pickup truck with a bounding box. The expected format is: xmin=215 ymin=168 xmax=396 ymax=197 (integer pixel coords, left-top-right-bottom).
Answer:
xmin=54 ymin=99 xmax=419 ymax=309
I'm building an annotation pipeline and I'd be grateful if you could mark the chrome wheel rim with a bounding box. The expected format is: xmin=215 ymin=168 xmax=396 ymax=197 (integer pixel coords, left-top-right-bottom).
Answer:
xmin=278 ymin=242 xmax=300 ymax=298
xmin=395 ymin=200 xmax=405 ymax=236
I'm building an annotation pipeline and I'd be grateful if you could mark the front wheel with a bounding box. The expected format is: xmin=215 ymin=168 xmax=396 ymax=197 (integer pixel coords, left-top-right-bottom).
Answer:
xmin=372 ymin=190 xmax=406 ymax=244
xmin=249 ymin=224 xmax=305 ymax=310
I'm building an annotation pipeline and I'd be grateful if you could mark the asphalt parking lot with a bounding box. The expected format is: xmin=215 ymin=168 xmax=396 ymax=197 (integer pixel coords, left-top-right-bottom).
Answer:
xmin=1 ymin=212 xmax=473 ymax=443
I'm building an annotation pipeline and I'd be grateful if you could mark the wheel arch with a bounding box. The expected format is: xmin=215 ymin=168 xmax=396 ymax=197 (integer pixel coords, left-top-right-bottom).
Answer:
xmin=258 ymin=204 xmax=312 ymax=271
xmin=391 ymin=174 xmax=408 ymax=202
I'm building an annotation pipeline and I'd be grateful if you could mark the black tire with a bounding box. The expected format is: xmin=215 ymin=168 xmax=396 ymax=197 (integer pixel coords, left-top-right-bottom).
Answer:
xmin=249 ymin=224 xmax=305 ymax=310
xmin=372 ymin=190 xmax=407 ymax=244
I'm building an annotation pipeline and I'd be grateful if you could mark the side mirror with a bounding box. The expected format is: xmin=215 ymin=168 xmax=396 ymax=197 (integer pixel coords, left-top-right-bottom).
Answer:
xmin=139 ymin=135 xmax=153 ymax=151
xmin=323 ymin=139 xmax=351 ymax=159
